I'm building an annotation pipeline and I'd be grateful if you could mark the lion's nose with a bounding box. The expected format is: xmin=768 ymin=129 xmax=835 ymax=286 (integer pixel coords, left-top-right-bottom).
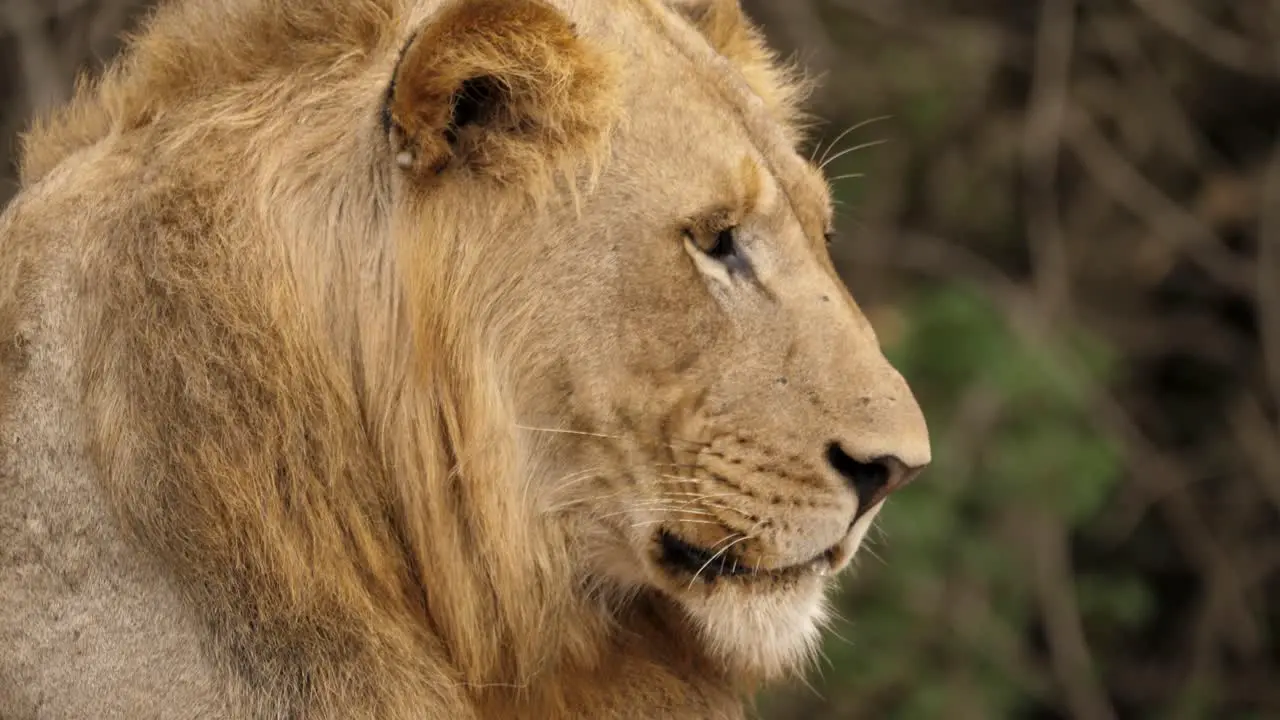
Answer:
xmin=825 ymin=443 xmax=924 ymax=519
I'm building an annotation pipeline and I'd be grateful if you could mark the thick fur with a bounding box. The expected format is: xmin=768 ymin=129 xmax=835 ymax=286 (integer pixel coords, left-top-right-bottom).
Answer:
xmin=0 ymin=0 xmax=931 ymax=718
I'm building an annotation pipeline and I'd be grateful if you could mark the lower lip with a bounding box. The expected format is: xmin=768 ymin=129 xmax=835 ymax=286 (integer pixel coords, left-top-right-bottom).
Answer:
xmin=657 ymin=530 xmax=838 ymax=582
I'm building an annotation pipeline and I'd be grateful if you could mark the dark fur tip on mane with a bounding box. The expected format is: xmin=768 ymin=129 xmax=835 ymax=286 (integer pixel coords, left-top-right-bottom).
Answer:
xmin=381 ymin=27 xmax=422 ymax=138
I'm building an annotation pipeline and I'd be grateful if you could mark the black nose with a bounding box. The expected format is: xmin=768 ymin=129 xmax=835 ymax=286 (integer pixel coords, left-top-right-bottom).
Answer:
xmin=826 ymin=442 xmax=913 ymax=517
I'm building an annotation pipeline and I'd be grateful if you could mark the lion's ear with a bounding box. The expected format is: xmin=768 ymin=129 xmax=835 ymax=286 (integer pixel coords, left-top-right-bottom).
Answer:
xmin=384 ymin=0 xmax=617 ymax=184
xmin=666 ymin=0 xmax=751 ymax=52
xmin=665 ymin=0 xmax=811 ymax=143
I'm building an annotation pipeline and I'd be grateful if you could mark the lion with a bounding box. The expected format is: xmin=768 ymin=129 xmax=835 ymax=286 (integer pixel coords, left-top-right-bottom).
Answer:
xmin=0 ymin=0 xmax=931 ymax=717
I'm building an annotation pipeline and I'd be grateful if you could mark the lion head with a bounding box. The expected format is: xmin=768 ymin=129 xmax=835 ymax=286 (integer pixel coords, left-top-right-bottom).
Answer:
xmin=5 ymin=0 xmax=930 ymax=714
xmin=379 ymin=0 xmax=932 ymax=681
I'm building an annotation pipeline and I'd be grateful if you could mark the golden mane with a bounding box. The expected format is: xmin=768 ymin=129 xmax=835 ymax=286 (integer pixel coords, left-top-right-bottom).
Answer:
xmin=18 ymin=1 xmax=621 ymax=715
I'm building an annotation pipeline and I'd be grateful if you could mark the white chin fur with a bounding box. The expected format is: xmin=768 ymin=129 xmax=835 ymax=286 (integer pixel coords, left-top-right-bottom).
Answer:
xmin=681 ymin=577 xmax=829 ymax=679
xmin=674 ymin=505 xmax=887 ymax=678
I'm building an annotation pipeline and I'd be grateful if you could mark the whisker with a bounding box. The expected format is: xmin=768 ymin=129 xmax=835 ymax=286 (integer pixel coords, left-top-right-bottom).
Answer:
xmin=817 ymin=115 xmax=893 ymax=167
xmin=625 ymin=500 xmax=722 ymax=516
xmin=544 ymin=477 xmax=701 ymax=514
xmin=648 ymin=491 xmax=757 ymax=521
xmin=860 ymin=544 xmax=886 ymax=566
xmin=651 ymin=489 xmax=741 ymax=502
xmin=597 ymin=506 xmax=719 ymax=521
xmin=795 ymin=670 xmax=825 ymax=701
xmin=695 ymin=500 xmax=755 ymax=520
xmin=696 ymin=497 xmax=752 ymax=512
xmin=530 ymin=467 xmax=598 ymax=514
xmin=665 ymin=437 xmax=712 ymax=450
xmin=810 ymin=119 xmax=842 ymax=163
xmin=653 ymin=476 xmax=744 ymax=494
xmin=816 ymin=645 xmax=835 ymax=674
xmin=515 ymin=424 xmax=620 ymax=440
xmin=630 ymin=519 xmax=723 ymax=529
xmin=660 ymin=497 xmax=747 ymax=517
xmin=824 ymin=607 xmax=859 ymax=643
xmin=653 ymin=474 xmax=703 ymax=482
xmin=545 ymin=462 xmax=695 ymax=505
xmin=543 ymin=488 xmax=631 ymax=514
xmin=650 ymin=474 xmax=701 ymax=484
xmin=688 ymin=534 xmax=752 ymax=590
xmin=708 ymin=522 xmax=760 ymax=552
xmin=515 ymin=424 xmax=710 ymax=450
xmin=820 ymin=139 xmax=889 ymax=171
xmin=631 ymin=495 xmax=721 ymax=505
xmin=550 ymin=468 xmax=604 ymax=492
xmin=701 ymin=519 xmax=764 ymax=558
xmin=823 ymin=623 xmax=855 ymax=648
xmin=538 ymin=473 xmax=600 ymax=513
xmin=828 ymin=173 xmax=865 ymax=183
xmin=651 ymin=488 xmax=742 ymax=502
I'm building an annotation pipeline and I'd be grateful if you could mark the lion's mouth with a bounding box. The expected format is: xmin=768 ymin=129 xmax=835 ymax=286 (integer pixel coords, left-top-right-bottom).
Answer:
xmin=657 ymin=530 xmax=836 ymax=582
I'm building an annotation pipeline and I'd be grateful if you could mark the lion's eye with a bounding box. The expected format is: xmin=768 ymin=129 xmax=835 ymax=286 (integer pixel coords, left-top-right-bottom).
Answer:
xmin=682 ymin=223 xmax=749 ymax=276
xmin=823 ymin=230 xmax=836 ymax=247
xmin=701 ymin=227 xmax=737 ymax=260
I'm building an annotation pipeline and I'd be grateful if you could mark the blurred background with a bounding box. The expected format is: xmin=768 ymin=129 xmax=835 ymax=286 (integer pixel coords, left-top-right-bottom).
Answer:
xmin=2 ymin=1 xmax=1277 ymax=718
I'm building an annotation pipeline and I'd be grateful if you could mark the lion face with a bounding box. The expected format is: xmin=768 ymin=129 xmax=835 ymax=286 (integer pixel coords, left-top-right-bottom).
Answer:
xmin=385 ymin=0 xmax=930 ymax=682
xmin=488 ymin=2 xmax=930 ymax=680
xmin=523 ymin=151 xmax=929 ymax=677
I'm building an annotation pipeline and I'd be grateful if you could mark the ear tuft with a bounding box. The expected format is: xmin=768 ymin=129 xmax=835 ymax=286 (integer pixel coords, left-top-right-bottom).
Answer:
xmin=666 ymin=0 xmax=814 ymax=146
xmin=385 ymin=0 xmax=618 ymax=186
xmin=667 ymin=0 xmax=741 ymax=43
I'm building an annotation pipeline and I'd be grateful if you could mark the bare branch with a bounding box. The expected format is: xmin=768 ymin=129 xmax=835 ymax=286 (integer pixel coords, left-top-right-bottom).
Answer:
xmin=1022 ymin=0 xmax=1077 ymax=319
xmin=1027 ymin=513 xmax=1118 ymax=720
xmin=1258 ymin=143 xmax=1280 ymax=417
xmin=1130 ymin=0 xmax=1278 ymax=78
xmin=1066 ymin=110 xmax=1255 ymax=294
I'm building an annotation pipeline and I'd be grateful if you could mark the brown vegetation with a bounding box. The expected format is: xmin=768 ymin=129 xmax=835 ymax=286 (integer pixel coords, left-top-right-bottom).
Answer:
xmin=3 ymin=0 xmax=1277 ymax=717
